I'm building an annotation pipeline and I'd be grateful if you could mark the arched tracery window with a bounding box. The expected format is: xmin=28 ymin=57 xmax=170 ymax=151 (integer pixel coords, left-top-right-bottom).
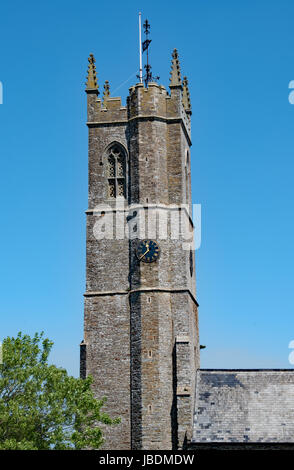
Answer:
xmin=106 ymin=144 xmax=127 ymax=198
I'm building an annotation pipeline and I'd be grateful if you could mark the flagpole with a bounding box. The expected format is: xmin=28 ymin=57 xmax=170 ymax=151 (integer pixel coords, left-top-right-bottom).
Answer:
xmin=139 ymin=12 xmax=143 ymax=83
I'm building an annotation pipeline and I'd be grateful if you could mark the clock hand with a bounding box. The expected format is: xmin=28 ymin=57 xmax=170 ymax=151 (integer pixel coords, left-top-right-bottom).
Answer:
xmin=139 ymin=247 xmax=150 ymax=260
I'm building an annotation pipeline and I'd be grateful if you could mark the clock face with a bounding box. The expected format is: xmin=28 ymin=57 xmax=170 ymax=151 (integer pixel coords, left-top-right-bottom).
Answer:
xmin=136 ymin=239 xmax=160 ymax=263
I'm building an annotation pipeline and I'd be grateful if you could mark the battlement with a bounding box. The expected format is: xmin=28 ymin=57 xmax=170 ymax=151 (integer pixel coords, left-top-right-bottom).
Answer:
xmin=128 ymin=82 xmax=169 ymax=119
xmin=85 ymin=50 xmax=192 ymax=140
xmin=86 ymin=96 xmax=127 ymax=124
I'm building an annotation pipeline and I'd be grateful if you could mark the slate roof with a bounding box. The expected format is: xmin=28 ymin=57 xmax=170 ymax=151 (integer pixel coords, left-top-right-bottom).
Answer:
xmin=192 ymin=370 xmax=294 ymax=443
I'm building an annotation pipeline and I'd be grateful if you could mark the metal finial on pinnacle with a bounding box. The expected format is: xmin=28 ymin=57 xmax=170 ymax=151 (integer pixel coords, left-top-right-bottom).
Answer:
xmin=137 ymin=18 xmax=159 ymax=87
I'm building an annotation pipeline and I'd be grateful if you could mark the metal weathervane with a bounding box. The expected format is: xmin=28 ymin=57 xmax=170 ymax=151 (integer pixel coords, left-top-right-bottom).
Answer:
xmin=138 ymin=13 xmax=160 ymax=87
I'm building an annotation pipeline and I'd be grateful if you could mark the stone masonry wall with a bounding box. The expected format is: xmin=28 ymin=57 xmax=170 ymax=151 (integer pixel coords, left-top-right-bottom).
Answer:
xmin=82 ymin=79 xmax=199 ymax=449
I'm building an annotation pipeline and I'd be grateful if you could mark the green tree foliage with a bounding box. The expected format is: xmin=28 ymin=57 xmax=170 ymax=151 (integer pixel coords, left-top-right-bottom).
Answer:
xmin=0 ymin=332 xmax=119 ymax=449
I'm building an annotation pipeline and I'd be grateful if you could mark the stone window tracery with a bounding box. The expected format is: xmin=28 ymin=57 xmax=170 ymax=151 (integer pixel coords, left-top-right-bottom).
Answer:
xmin=106 ymin=144 xmax=127 ymax=199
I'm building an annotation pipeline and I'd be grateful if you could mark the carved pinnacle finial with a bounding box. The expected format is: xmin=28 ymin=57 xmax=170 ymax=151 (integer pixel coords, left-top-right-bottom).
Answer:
xmin=182 ymin=76 xmax=192 ymax=115
xmin=85 ymin=53 xmax=99 ymax=94
xmin=169 ymin=48 xmax=182 ymax=88
xmin=102 ymin=80 xmax=110 ymax=107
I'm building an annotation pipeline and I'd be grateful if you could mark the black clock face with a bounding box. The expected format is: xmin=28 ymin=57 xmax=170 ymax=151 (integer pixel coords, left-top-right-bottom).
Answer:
xmin=136 ymin=240 xmax=160 ymax=263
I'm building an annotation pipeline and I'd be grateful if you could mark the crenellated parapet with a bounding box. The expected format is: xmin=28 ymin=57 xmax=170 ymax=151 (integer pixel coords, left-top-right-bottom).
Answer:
xmin=127 ymin=82 xmax=168 ymax=119
xmin=85 ymin=50 xmax=191 ymax=140
xmin=85 ymin=54 xmax=127 ymax=124
xmin=86 ymin=97 xmax=128 ymax=124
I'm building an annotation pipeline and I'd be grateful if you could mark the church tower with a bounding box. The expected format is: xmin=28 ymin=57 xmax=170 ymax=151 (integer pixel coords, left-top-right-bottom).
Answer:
xmin=80 ymin=49 xmax=199 ymax=450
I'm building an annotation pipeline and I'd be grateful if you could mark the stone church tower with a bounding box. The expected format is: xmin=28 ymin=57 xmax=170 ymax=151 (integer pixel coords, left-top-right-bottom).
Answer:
xmin=80 ymin=50 xmax=199 ymax=450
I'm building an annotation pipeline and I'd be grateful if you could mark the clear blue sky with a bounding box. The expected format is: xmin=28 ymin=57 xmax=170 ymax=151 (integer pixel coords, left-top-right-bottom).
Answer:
xmin=0 ymin=0 xmax=294 ymax=376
